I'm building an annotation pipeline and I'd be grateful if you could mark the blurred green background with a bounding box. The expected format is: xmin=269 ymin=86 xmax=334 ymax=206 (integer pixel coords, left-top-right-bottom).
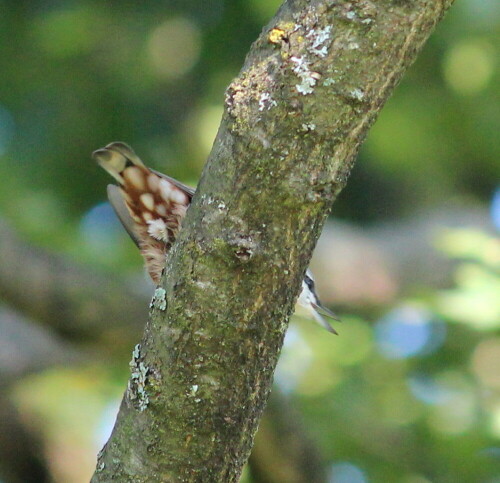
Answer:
xmin=0 ymin=1 xmax=499 ymax=482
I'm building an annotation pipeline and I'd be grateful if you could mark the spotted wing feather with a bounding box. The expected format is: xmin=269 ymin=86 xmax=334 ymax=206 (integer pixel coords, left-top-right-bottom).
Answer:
xmin=93 ymin=142 xmax=193 ymax=283
xmin=150 ymin=169 xmax=195 ymax=197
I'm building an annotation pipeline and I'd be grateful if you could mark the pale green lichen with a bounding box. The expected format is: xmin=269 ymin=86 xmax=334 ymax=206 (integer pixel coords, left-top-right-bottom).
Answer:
xmin=190 ymin=384 xmax=202 ymax=403
xmin=128 ymin=344 xmax=150 ymax=412
xmin=150 ymin=287 xmax=167 ymax=311
xmin=291 ymin=56 xmax=321 ymax=95
xmin=306 ymin=25 xmax=332 ymax=57
xmin=350 ymin=88 xmax=365 ymax=101
xmin=131 ymin=343 xmax=140 ymax=360
xmin=289 ymin=18 xmax=333 ymax=95
xmin=301 ymin=123 xmax=316 ymax=132
xmin=258 ymin=92 xmax=277 ymax=111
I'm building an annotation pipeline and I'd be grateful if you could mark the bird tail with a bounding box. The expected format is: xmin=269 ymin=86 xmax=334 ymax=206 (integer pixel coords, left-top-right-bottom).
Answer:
xmin=311 ymin=301 xmax=340 ymax=335
xmin=92 ymin=142 xmax=145 ymax=184
xmin=311 ymin=308 xmax=339 ymax=335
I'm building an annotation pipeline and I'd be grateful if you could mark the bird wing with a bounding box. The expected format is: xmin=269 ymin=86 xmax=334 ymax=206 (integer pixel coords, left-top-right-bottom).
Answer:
xmin=312 ymin=302 xmax=341 ymax=321
xmin=150 ymin=169 xmax=196 ymax=198
xmin=107 ymin=184 xmax=141 ymax=248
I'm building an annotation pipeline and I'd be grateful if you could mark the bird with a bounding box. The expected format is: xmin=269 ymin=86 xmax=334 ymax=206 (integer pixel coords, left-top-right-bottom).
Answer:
xmin=93 ymin=142 xmax=339 ymax=334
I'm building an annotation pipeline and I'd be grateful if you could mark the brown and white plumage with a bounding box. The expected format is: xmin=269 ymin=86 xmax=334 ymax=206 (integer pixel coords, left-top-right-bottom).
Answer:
xmin=92 ymin=142 xmax=193 ymax=283
xmin=93 ymin=142 xmax=339 ymax=333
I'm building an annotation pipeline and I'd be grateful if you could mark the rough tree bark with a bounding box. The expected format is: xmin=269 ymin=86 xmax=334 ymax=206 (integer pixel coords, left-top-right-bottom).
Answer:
xmin=92 ymin=0 xmax=455 ymax=481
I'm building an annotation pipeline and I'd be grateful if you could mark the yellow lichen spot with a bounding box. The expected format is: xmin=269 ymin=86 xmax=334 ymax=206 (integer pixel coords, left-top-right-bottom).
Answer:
xmin=269 ymin=27 xmax=286 ymax=45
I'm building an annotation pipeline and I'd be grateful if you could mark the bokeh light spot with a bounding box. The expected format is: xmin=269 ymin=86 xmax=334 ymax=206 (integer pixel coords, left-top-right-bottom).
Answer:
xmin=425 ymin=372 xmax=476 ymax=435
xmin=471 ymin=338 xmax=500 ymax=389
xmin=80 ymin=202 xmax=125 ymax=259
xmin=437 ymin=263 xmax=500 ymax=331
xmin=329 ymin=462 xmax=367 ymax=483
xmin=435 ymin=228 xmax=500 ymax=267
xmin=375 ymin=305 xmax=445 ymax=359
xmin=491 ymin=187 xmax=500 ymax=232
xmin=147 ymin=17 xmax=201 ymax=80
xmin=443 ymin=40 xmax=495 ymax=95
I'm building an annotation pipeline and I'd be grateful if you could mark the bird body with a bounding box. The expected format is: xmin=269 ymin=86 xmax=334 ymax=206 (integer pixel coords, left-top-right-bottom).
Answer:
xmin=93 ymin=142 xmax=339 ymax=334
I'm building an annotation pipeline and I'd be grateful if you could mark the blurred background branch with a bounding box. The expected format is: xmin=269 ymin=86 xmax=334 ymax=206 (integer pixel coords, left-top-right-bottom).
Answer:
xmin=0 ymin=305 xmax=78 ymax=483
xmin=0 ymin=304 xmax=81 ymax=385
xmin=249 ymin=390 xmax=328 ymax=483
xmin=0 ymin=217 xmax=147 ymax=346
xmin=0 ymin=393 xmax=51 ymax=483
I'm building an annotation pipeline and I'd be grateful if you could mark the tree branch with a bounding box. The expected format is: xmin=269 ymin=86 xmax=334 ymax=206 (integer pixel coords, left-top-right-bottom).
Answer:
xmin=0 ymin=394 xmax=51 ymax=483
xmin=0 ymin=304 xmax=82 ymax=385
xmin=0 ymin=217 xmax=147 ymax=347
xmin=93 ymin=1 xmax=455 ymax=481
xmin=249 ymin=390 xmax=327 ymax=483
